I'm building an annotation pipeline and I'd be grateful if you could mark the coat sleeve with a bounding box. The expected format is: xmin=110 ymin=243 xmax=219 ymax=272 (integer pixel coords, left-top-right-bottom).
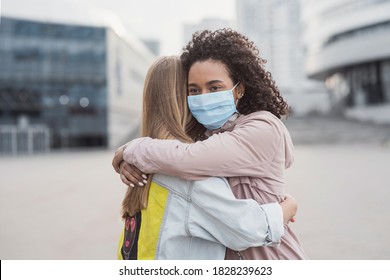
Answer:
xmin=186 ymin=177 xmax=283 ymax=250
xmin=123 ymin=115 xmax=283 ymax=180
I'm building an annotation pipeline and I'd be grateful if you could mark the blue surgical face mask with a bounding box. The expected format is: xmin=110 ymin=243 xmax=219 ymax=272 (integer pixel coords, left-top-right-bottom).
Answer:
xmin=188 ymin=83 xmax=239 ymax=130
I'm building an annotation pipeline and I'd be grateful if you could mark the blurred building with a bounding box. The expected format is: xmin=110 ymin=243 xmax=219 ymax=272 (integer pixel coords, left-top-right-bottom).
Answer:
xmin=301 ymin=0 xmax=390 ymax=122
xmin=141 ymin=39 xmax=161 ymax=56
xmin=0 ymin=16 xmax=154 ymax=153
xmin=236 ymin=0 xmax=330 ymax=116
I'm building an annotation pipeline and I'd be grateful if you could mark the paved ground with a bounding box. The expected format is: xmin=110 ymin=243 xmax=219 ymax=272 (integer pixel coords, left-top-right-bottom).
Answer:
xmin=285 ymin=115 xmax=390 ymax=259
xmin=285 ymin=144 xmax=390 ymax=259
xmin=1 ymin=116 xmax=390 ymax=259
xmin=0 ymin=149 xmax=126 ymax=260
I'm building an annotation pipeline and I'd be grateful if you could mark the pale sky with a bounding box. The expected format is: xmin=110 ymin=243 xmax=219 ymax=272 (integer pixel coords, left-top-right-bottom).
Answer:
xmin=1 ymin=0 xmax=237 ymax=55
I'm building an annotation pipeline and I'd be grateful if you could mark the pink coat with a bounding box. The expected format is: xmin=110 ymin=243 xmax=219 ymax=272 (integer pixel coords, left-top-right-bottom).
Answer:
xmin=124 ymin=111 xmax=307 ymax=259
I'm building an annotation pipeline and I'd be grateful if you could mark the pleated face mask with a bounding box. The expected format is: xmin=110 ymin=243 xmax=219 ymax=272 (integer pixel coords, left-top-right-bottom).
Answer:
xmin=188 ymin=83 xmax=239 ymax=130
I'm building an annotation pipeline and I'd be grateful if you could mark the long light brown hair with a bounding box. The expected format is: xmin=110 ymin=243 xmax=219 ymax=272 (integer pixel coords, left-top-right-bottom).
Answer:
xmin=121 ymin=56 xmax=194 ymax=218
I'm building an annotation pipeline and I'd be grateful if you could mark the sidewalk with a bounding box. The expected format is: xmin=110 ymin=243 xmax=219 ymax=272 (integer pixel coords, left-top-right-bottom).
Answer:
xmin=0 ymin=150 xmax=126 ymax=259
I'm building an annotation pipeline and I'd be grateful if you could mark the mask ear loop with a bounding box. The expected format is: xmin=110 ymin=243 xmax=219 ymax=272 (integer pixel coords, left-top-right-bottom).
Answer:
xmin=233 ymin=82 xmax=243 ymax=107
xmin=232 ymin=82 xmax=240 ymax=91
xmin=235 ymin=98 xmax=240 ymax=107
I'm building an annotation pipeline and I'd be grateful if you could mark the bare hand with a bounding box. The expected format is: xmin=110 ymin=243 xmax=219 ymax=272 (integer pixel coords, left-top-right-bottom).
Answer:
xmin=280 ymin=194 xmax=298 ymax=225
xmin=119 ymin=161 xmax=148 ymax=188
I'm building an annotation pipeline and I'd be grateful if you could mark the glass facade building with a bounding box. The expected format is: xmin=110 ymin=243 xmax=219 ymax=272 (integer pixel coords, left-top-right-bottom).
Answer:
xmin=0 ymin=17 xmax=154 ymax=150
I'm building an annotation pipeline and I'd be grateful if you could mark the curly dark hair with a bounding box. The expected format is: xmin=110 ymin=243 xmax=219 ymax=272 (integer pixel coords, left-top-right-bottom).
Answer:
xmin=180 ymin=28 xmax=289 ymax=118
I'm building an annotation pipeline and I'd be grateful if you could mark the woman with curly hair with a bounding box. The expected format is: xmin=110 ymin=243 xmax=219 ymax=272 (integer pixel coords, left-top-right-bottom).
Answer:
xmin=113 ymin=29 xmax=307 ymax=260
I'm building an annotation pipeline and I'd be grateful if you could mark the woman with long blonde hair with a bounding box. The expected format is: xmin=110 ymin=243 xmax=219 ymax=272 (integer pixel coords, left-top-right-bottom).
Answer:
xmin=117 ymin=56 xmax=297 ymax=260
xmin=120 ymin=56 xmax=193 ymax=219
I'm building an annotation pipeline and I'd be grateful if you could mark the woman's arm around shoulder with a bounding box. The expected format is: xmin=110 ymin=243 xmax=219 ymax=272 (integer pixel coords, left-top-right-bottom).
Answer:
xmin=123 ymin=111 xmax=291 ymax=179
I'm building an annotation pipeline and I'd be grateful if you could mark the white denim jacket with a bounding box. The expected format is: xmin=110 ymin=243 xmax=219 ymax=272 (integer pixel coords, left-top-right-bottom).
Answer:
xmin=118 ymin=173 xmax=283 ymax=260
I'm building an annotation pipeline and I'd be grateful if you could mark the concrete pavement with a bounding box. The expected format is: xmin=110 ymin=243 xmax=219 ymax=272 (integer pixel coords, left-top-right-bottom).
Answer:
xmin=0 ymin=150 xmax=126 ymax=259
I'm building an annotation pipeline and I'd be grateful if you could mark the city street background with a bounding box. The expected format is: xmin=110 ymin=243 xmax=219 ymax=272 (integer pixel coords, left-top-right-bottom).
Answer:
xmin=1 ymin=116 xmax=389 ymax=260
